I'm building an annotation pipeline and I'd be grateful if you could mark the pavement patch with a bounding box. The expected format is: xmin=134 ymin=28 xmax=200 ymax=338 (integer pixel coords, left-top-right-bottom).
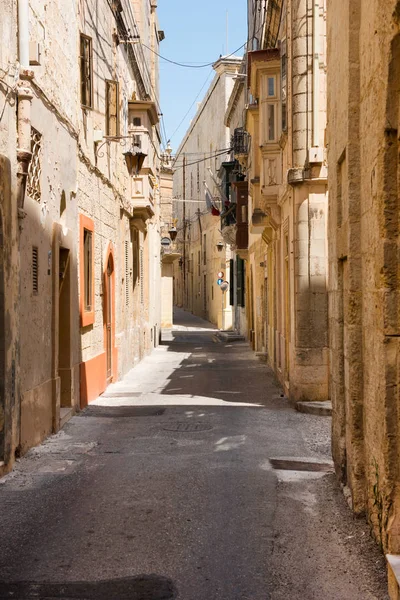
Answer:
xmin=162 ymin=422 xmax=213 ymax=432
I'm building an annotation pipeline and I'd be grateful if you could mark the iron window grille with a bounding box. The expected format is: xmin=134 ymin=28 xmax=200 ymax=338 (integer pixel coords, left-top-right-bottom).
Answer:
xmin=27 ymin=128 xmax=42 ymax=202
xmin=232 ymin=128 xmax=249 ymax=155
xmin=80 ymin=34 xmax=93 ymax=108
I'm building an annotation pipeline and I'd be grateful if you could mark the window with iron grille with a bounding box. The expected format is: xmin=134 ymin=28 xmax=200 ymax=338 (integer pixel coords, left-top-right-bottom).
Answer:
xmin=106 ymin=80 xmax=119 ymax=136
xmin=80 ymin=34 xmax=93 ymax=108
xmin=125 ymin=240 xmax=129 ymax=306
xmin=83 ymin=229 xmax=93 ymax=310
xmin=32 ymin=246 xmax=39 ymax=295
xmin=27 ymin=128 xmax=42 ymax=202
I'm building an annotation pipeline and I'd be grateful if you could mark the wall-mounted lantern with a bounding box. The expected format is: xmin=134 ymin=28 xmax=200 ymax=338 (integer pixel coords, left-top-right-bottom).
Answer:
xmin=216 ymin=240 xmax=224 ymax=252
xmin=168 ymin=226 xmax=178 ymax=242
xmin=123 ymin=148 xmax=147 ymax=176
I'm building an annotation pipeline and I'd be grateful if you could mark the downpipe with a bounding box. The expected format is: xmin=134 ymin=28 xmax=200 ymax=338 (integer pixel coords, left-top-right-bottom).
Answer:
xmin=16 ymin=0 xmax=33 ymax=214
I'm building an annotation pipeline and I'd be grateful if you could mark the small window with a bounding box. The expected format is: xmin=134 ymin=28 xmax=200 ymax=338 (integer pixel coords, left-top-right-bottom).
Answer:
xmin=203 ymin=234 xmax=206 ymax=265
xmin=27 ymin=128 xmax=42 ymax=202
xmin=83 ymin=229 xmax=93 ymax=310
xmin=197 ymin=250 xmax=201 ymax=276
xmin=133 ymin=117 xmax=141 ymax=127
xmin=282 ymin=103 xmax=287 ymax=132
xmin=32 ymin=246 xmax=39 ymax=295
xmin=268 ymin=76 xmax=275 ymax=97
xmin=80 ymin=34 xmax=93 ymax=108
xmin=268 ymin=105 xmax=276 ymax=141
xmin=106 ymin=80 xmax=119 ymax=136
xmin=125 ymin=240 xmax=129 ymax=306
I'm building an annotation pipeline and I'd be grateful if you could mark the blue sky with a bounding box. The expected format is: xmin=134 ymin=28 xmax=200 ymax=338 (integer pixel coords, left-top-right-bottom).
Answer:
xmin=157 ymin=0 xmax=247 ymax=151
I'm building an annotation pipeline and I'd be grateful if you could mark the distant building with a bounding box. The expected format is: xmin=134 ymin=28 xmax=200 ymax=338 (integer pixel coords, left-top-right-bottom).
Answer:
xmin=173 ymin=57 xmax=242 ymax=329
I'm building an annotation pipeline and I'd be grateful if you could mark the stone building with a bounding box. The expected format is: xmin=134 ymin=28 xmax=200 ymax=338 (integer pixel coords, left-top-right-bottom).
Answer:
xmin=233 ymin=0 xmax=329 ymax=401
xmin=173 ymin=57 xmax=242 ymax=329
xmin=0 ymin=0 xmax=165 ymax=473
xmin=327 ymin=1 xmax=400 ymax=595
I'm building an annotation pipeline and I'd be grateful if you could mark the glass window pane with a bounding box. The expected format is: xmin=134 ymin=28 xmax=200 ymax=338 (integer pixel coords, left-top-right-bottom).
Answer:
xmin=268 ymin=77 xmax=275 ymax=97
xmin=268 ymin=105 xmax=275 ymax=141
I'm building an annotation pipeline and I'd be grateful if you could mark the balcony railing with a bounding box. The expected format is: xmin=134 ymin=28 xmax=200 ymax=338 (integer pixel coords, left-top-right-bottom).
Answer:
xmin=232 ymin=128 xmax=249 ymax=156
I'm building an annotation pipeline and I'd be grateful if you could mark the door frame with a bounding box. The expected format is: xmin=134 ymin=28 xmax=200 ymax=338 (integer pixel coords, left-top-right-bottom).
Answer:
xmin=103 ymin=242 xmax=117 ymax=383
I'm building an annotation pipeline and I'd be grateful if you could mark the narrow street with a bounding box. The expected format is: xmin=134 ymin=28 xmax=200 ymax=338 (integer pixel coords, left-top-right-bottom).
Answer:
xmin=0 ymin=309 xmax=387 ymax=599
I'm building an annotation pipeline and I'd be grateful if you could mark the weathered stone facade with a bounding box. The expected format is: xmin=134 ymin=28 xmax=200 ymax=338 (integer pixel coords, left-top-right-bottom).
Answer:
xmin=327 ymin=1 xmax=400 ymax=595
xmin=0 ymin=0 xmax=165 ymax=473
xmin=241 ymin=0 xmax=329 ymax=401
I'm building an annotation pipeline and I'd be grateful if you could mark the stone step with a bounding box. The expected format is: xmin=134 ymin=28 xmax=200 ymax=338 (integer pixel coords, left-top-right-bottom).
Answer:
xmin=60 ymin=407 xmax=74 ymax=428
xmin=387 ymin=555 xmax=400 ymax=599
xmin=295 ymin=401 xmax=332 ymax=416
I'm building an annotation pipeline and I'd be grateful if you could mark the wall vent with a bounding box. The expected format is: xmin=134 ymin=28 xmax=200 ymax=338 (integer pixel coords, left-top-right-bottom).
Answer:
xmin=32 ymin=246 xmax=39 ymax=294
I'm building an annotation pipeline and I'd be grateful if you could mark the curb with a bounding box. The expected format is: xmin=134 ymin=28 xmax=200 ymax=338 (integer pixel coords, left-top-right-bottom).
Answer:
xmin=295 ymin=401 xmax=332 ymax=416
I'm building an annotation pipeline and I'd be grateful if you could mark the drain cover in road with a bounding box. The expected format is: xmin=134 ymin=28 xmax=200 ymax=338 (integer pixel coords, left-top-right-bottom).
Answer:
xmin=269 ymin=458 xmax=334 ymax=472
xmin=163 ymin=422 xmax=212 ymax=432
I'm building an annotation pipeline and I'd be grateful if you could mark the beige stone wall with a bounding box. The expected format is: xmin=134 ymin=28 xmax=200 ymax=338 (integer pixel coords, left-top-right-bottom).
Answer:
xmin=0 ymin=0 xmax=163 ymax=467
xmin=328 ymin=0 xmax=400 ymax=562
xmin=244 ymin=0 xmax=329 ymax=400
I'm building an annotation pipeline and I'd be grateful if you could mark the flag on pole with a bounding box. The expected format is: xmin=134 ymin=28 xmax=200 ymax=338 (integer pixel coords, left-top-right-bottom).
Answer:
xmin=204 ymin=182 xmax=220 ymax=216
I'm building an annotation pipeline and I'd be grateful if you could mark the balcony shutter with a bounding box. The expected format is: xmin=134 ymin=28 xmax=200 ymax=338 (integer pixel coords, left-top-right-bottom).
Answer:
xmin=229 ymin=259 xmax=234 ymax=306
xmin=237 ymin=258 xmax=245 ymax=307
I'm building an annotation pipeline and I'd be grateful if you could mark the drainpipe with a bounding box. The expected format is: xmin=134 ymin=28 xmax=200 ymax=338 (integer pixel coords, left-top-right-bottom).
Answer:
xmin=312 ymin=0 xmax=319 ymax=148
xmin=16 ymin=0 xmax=33 ymax=214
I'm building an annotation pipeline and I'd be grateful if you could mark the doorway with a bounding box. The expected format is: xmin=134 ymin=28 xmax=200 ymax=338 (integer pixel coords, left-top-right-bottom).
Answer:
xmin=58 ymin=247 xmax=72 ymax=408
xmin=106 ymin=253 xmax=114 ymax=382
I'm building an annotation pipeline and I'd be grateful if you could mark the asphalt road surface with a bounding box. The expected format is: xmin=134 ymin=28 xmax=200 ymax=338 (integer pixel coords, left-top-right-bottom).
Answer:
xmin=0 ymin=309 xmax=389 ymax=599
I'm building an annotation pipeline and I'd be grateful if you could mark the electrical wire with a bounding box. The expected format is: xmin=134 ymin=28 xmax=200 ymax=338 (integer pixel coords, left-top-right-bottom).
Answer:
xmin=173 ymin=148 xmax=232 ymax=170
xmin=140 ymin=38 xmax=247 ymax=69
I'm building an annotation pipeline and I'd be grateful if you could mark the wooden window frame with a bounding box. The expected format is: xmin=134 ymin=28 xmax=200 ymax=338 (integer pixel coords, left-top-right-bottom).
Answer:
xmin=105 ymin=79 xmax=120 ymax=137
xmin=80 ymin=33 xmax=93 ymax=109
xmin=79 ymin=214 xmax=95 ymax=327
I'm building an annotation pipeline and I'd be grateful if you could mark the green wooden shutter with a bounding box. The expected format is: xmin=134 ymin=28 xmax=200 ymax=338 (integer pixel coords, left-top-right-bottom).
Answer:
xmin=229 ymin=259 xmax=234 ymax=306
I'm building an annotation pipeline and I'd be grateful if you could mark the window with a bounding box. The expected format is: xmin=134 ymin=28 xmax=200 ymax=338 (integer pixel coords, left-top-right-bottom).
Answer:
xmin=282 ymin=103 xmax=287 ymax=132
xmin=197 ymin=164 xmax=200 ymax=194
xmin=106 ymin=80 xmax=119 ymax=136
xmin=197 ymin=250 xmax=201 ymax=276
xmin=125 ymin=240 xmax=129 ymax=306
xmin=80 ymin=34 xmax=93 ymax=108
xmin=83 ymin=229 xmax=93 ymax=311
xmin=268 ymin=105 xmax=276 ymax=141
xmin=268 ymin=76 xmax=275 ymax=97
xmin=133 ymin=117 xmax=142 ymax=127
xmin=27 ymin=128 xmax=42 ymax=202
xmin=203 ymin=234 xmax=206 ymax=265
xmin=32 ymin=246 xmax=39 ymax=295
xmin=79 ymin=214 xmax=95 ymax=327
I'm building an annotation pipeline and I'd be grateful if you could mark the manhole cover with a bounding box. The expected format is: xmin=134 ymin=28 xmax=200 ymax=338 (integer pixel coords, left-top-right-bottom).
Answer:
xmin=163 ymin=422 xmax=213 ymax=432
xmin=269 ymin=458 xmax=333 ymax=472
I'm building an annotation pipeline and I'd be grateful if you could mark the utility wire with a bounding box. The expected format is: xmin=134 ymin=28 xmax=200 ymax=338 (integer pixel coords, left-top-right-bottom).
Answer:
xmin=173 ymin=149 xmax=231 ymax=170
xmin=140 ymin=39 xmax=246 ymax=69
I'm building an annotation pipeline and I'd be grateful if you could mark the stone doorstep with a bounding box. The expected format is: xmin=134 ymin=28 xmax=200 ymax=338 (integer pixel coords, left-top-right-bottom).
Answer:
xmin=295 ymin=400 xmax=332 ymax=416
xmin=387 ymin=555 xmax=400 ymax=599
xmin=217 ymin=331 xmax=246 ymax=342
xmin=60 ymin=407 xmax=74 ymax=429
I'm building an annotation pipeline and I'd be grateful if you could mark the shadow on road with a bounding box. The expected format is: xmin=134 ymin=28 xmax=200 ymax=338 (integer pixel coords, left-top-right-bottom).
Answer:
xmin=0 ymin=574 xmax=177 ymax=599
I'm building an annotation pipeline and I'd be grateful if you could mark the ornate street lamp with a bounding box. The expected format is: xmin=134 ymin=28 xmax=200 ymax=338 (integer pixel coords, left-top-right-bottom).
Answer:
xmin=216 ymin=240 xmax=224 ymax=252
xmin=123 ymin=148 xmax=147 ymax=176
xmin=168 ymin=226 xmax=178 ymax=242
